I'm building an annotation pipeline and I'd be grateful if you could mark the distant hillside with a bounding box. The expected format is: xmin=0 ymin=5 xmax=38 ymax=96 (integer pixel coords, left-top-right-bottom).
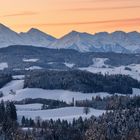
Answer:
xmin=1 ymin=45 xmax=140 ymax=72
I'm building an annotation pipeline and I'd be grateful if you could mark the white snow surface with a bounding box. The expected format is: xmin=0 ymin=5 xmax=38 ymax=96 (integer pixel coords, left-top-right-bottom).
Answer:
xmin=64 ymin=62 xmax=75 ymax=68
xmin=23 ymin=58 xmax=39 ymax=62
xmin=16 ymin=103 xmax=43 ymax=111
xmin=80 ymin=63 xmax=140 ymax=81
xmin=17 ymin=107 xmax=106 ymax=122
xmin=25 ymin=66 xmax=43 ymax=70
xmin=0 ymin=80 xmax=24 ymax=96
xmin=92 ymin=58 xmax=109 ymax=68
xmin=0 ymin=78 xmax=140 ymax=121
xmin=0 ymin=62 xmax=8 ymax=70
xmin=1 ymin=87 xmax=140 ymax=103
xmin=12 ymin=75 xmax=25 ymax=80
xmin=1 ymin=88 xmax=111 ymax=103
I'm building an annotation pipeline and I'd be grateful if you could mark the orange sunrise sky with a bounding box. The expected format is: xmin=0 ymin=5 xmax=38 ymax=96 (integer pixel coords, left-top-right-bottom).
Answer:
xmin=0 ymin=0 xmax=140 ymax=38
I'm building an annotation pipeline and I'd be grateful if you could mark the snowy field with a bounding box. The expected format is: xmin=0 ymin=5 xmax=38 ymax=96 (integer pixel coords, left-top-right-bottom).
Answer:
xmin=0 ymin=73 xmax=140 ymax=122
xmin=17 ymin=107 xmax=106 ymax=122
xmin=25 ymin=66 xmax=43 ymax=70
xmin=64 ymin=62 xmax=75 ymax=68
xmin=79 ymin=58 xmax=140 ymax=81
xmin=12 ymin=75 xmax=25 ymax=80
xmin=92 ymin=58 xmax=109 ymax=68
xmin=16 ymin=103 xmax=43 ymax=111
xmin=0 ymin=62 xmax=8 ymax=70
xmin=2 ymin=87 xmax=140 ymax=103
xmin=1 ymin=79 xmax=140 ymax=103
xmin=1 ymin=88 xmax=112 ymax=103
xmin=0 ymin=80 xmax=24 ymax=96
xmin=0 ymin=78 xmax=107 ymax=121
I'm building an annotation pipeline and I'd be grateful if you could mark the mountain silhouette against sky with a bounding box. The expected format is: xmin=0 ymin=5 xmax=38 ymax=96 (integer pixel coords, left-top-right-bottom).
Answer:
xmin=0 ymin=23 xmax=140 ymax=53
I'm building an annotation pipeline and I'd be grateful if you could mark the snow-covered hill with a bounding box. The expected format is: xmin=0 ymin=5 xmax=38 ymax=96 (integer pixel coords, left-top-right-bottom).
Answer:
xmin=0 ymin=77 xmax=140 ymax=122
xmin=79 ymin=58 xmax=140 ymax=81
xmin=17 ymin=107 xmax=106 ymax=122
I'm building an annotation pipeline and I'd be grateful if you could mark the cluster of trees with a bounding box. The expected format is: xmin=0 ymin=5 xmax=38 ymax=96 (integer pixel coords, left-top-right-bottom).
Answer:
xmin=0 ymin=74 xmax=12 ymax=88
xmin=21 ymin=116 xmax=35 ymax=128
xmin=0 ymin=99 xmax=139 ymax=139
xmin=5 ymin=108 xmax=139 ymax=140
xmin=0 ymin=101 xmax=17 ymax=139
xmin=0 ymin=91 xmax=3 ymax=98
xmin=19 ymin=116 xmax=88 ymax=140
xmin=24 ymin=70 xmax=140 ymax=94
xmin=0 ymin=101 xmax=17 ymax=123
xmin=14 ymin=98 xmax=70 ymax=110
xmin=76 ymin=95 xmax=140 ymax=110
xmin=86 ymin=108 xmax=140 ymax=140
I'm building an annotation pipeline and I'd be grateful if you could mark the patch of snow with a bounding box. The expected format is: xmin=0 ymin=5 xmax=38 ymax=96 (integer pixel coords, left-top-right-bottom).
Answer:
xmin=47 ymin=62 xmax=54 ymax=65
xmin=92 ymin=58 xmax=109 ymax=68
xmin=1 ymin=88 xmax=111 ymax=103
xmin=16 ymin=103 xmax=43 ymax=111
xmin=23 ymin=58 xmax=39 ymax=62
xmin=12 ymin=75 xmax=25 ymax=80
xmin=64 ymin=62 xmax=75 ymax=68
xmin=0 ymin=80 xmax=24 ymax=96
xmin=2 ymin=87 xmax=140 ymax=103
xmin=79 ymin=64 xmax=140 ymax=81
xmin=25 ymin=66 xmax=43 ymax=70
xmin=21 ymin=127 xmax=33 ymax=131
xmin=17 ymin=107 xmax=106 ymax=122
xmin=0 ymin=62 xmax=8 ymax=70
xmin=132 ymin=88 xmax=140 ymax=96
xmin=13 ymin=68 xmax=21 ymax=71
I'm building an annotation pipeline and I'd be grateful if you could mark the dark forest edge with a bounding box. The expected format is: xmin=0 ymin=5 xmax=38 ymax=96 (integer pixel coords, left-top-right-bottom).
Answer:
xmin=0 ymin=74 xmax=12 ymax=89
xmin=24 ymin=70 xmax=140 ymax=94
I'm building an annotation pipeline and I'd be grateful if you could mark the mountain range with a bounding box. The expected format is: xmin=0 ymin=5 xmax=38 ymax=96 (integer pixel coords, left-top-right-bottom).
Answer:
xmin=1 ymin=23 xmax=140 ymax=53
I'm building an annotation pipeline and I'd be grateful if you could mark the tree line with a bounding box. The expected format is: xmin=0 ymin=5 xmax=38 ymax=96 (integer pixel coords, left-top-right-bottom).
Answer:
xmin=0 ymin=99 xmax=140 ymax=139
xmin=4 ymin=108 xmax=139 ymax=140
xmin=0 ymin=101 xmax=17 ymax=140
xmin=75 ymin=95 xmax=140 ymax=110
xmin=14 ymin=98 xmax=70 ymax=110
xmin=24 ymin=70 xmax=140 ymax=94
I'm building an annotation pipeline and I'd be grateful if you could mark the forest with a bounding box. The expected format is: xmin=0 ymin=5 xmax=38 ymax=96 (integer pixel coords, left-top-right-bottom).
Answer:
xmin=0 ymin=74 xmax=12 ymax=88
xmin=0 ymin=103 xmax=139 ymax=140
xmin=0 ymin=95 xmax=140 ymax=139
xmin=75 ymin=95 xmax=140 ymax=110
xmin=24 ymin=70 xmax=140 ymax=94
xmin=0 ymin=72 xmax=139 ymax=139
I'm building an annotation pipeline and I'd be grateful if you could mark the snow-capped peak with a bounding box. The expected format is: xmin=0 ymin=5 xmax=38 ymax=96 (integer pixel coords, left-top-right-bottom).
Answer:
xmin=0 ymin=23 xmax=18 ymax=35
xmin=21 ymin=28 xmax=56 ymax=41
xmin=19 ymin=28 xmax=56 ymax=47
xmin=49 ymin=30 xmax=96 ymax=52
xmin=0 ymin=23 xmax=23 ymax=48
xmin=0 ymin=23 xmax=140 ymax=53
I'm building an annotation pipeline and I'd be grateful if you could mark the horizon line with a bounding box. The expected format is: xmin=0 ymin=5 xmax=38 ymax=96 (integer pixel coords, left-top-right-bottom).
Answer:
xmin=0 ymin=22 xmax=140 ymax=39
